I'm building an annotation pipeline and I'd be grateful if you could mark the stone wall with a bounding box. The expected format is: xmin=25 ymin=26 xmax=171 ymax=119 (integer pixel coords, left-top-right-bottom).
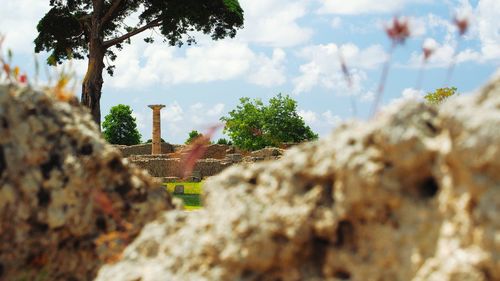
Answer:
xmin=203 ymin=144 xmax=231 ymax=159
xmin=193 ymin=159 xmax=232 ymax=178
xmin=130 ymin=157 xmax=233 ymax=180
xmin=96 ymin=76 xmax=500 ymax=281
xmin=132 ymin=158 xmax=182 ymax=178
xmin=115 ymin=140 xmax=290 ymax=180
xmin=115 ymin=143 xmax=174 ymax=157
xmin=122 ymin=144 xmax=247 ymax=180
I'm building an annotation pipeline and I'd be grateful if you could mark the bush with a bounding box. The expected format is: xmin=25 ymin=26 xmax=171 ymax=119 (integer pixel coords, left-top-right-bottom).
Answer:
xmin=185 ymin=130 xmax=202 ymax=144
xmin=424 ymin=87 xmax=458 ymax=105
xmin=102 ymin=104 xmax=142 ymax=145
xmin=216 ymin=138 xmax=232 ymax=145
xmin=221 ymin=94 xmax=318 ymax=150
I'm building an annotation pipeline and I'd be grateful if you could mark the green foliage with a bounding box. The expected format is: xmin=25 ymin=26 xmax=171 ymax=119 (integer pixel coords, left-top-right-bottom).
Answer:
xmin=185 ymin=130 xmax=202 ymax=144
xmin=221 ymin=94 xmax=318 ymax=151
xmin=34 ymin=0 xmax=244 ymax=72
xmin=424 ymin=87 xmax=458 ymax=105
xmin=164 ymin=182 xmax=203 ymax=194
xmin=216 ymin=138 xmax=232 ymax=145
xmin=164 ymin=181 xmax=202 ymax=209
xmin=174 ymin=194 xmax=201 ymax=208
xmin=102 ymin=104 xmax=141 ymax=145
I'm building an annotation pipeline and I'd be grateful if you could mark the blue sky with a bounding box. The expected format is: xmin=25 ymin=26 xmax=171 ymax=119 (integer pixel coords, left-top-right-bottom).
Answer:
xmin=1 ymin=0 xmax=499 ymax=143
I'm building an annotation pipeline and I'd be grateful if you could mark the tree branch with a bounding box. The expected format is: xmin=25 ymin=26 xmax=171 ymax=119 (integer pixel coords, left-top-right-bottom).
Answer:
xmin=103 ymin=19 xmax=162 ymax=48
xmin=102 ymin=0 xmax=122 ymax=24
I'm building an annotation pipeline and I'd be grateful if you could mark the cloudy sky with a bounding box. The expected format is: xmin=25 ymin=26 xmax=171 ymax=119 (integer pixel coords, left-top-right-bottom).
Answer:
xmin=1 ymin=0 xmax=499 ymax=143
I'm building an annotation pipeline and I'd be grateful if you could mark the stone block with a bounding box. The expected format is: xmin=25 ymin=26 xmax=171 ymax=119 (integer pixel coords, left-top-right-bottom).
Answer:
xmin=226 ymin=153 xmax=242 ymax=163
xmin=174 ymin=185 xmax=184 ymax=195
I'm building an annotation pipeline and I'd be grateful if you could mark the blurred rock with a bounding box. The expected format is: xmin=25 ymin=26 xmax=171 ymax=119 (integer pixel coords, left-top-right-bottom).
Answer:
xmin=96 ymin=77 xmax=500 ymax=281
xmin=0 ymin=85 xmax=173 ymax=281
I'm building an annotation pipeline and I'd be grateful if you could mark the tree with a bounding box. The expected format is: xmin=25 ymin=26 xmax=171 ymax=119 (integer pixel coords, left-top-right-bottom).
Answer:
xmin=424 ymin=87 xmax=458 ymax=105
xmin=35 ymin=1 xmax=244 ymax=126
xmin=185 ymin=130 xmax=202 ymax=144
xmin=221 ymin=94 xmax=318 ymax=150
xmin=102 ymin=104 xmax=141 ymax=145
xmin=216 ymin=138 xmax=232 ymax=145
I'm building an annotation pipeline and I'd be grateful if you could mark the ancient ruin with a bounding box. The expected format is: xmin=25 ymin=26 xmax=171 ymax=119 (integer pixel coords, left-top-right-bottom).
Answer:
xmin=148 ymin=104 xmax=165 ymax=155
xmin=115 ymin=143 xmax=285 ymax=182
xmin=112 ymin=104 xmax=287 ymax=181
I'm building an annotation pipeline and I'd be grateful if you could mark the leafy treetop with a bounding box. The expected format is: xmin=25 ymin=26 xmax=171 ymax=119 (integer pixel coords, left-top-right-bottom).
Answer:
xmin=221 ymin=94 xmax=318 ymax=151
xmin=424 ymin=87 xmax=458 ymax=105
xmin=216 ymin=138 xmax=232 ymax=145
xmin=102 ymin=104 xmax=142 ymax=145
xmin=35 ymin=0 xmax=244 ymax=75
xmin=185 ymin=130 xmax=202 ymax=144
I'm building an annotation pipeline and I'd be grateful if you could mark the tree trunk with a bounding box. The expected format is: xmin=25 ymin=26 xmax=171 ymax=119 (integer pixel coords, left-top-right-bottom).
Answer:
xmin=81 ymin=44 xmax=105 ymax=127
xmin=82 ymin=5 xmax=105 ymax=128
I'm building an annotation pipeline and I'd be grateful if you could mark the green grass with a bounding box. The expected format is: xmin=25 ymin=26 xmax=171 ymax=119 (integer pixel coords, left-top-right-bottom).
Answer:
xmin=164 ymin=182 xmax=203 ymax=210
xmin=164 ymin=181 xmax=203 ymax=194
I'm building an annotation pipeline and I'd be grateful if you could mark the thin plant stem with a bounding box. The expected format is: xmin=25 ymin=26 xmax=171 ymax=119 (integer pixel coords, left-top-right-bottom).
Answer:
xmin=416 ymin=60 xmax=427 ymax=91
xmin=371 ymin=42 xmax=396 ymax=117
xmin=445 ymin=38 xmax=462 ymax=86
xmin=337 ymin=49 xmax=357 ymax=118
xmin=350 ymin=94 xmax=357 ymax=118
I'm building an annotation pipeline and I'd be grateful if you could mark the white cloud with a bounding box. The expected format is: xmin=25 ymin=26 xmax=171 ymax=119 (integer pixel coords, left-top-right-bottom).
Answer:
xmin=409 ymin=17 xmax=427 ymax=37
xmin=162 ymin=102 xmax=184 ymax=123
xmin=207 ymin=103 xmax=226 ymax=116
xmin=238 ymin=0 xmax=313 ymax=47
xmin=190 ymin=103 xmax=204 ymax=111
xmin=317 ymin=0 xmax=422 ymax=15
xmin=0 ymin=1 xmax=49 ymax=53
xmin=132 ymin=112 xmax=146 ymax=129
xmin=477 ymin=0 xmax=500 ymax=60
xmin=331 ymin=17 xmax=342 ymax=29
xmin=247 ymin=48 xmax=287 ymax=87
xmin=155 ymin=101 xmax=227 ymax=142
xmin=293 ymin=43 xmax=386 ymax=94
xmin=407 ymin=40 xmax=481 ymax=68
xmin=107 ymin=35 xmax=290 ymax=88
xmin=147 ymin=41 xmax=253 ymax=84
xmin=360 ymin=91 xmax=375 ymax=102
xmin=322 ymin=110 xmax=342 ymax=126
xmin=296 ymin=109 xmax=343 ymax=137
xmin=298 ymin=109 xmax=318 ymax=124
xmin=406 ymin=1 xmax=500 ymax=67
xmin=385 ymin=88 xmax=425 ymax=109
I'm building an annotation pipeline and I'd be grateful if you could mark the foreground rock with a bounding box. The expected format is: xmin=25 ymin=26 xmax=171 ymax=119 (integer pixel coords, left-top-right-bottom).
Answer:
xmin=0 ymin=85 xmax=173 ymax=280
xmin=97 ymin=77 xmax=499 ymax=281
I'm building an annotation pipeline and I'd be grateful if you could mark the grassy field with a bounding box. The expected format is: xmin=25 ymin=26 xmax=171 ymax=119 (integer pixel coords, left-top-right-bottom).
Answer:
xmin=164 ymin=182 xmax=203 ymax=210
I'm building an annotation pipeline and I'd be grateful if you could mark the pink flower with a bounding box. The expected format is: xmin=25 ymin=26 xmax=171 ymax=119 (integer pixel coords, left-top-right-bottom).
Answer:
xmin=19 ymin=74 xmax=28 ymax=84
xmin=454 ymin=17 xmax=469 ymax=36
xmin=422 ymin=38 xmax=437 ymax=61
xmin=385 ymin=17 xmax=411 ymax=45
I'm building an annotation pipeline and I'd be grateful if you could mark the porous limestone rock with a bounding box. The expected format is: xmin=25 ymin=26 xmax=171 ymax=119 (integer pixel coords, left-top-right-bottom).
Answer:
xmin=0 ymin=85 xmax=173 ymax=281
xmin=96 ymin=76 xmax=499 ymax=281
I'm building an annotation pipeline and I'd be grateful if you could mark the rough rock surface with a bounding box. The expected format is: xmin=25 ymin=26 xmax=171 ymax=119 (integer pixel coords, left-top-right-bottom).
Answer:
xmin=0 ymin=85 xmax=173 ymax=281
xmin=96 ymin=77 xmax=499 ymax=281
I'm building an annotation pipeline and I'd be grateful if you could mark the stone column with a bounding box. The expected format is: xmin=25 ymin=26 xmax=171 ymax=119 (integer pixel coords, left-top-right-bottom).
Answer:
xmin=148 ymin=104 xmax=166 ymax=155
